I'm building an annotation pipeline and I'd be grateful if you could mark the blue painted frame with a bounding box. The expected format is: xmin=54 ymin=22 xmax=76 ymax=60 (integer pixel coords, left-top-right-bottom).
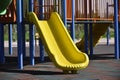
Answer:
xmin=29 ymin=0 xmax=35 ymax=65
xmin=16 ymin=0 xmax=23 ymax=69
xmin=39 ymin=0 xmax=44 ymax=62
xmin=114 ymin=0 xmax=119 ymax=59
xmin=8 ymin=24 xmax=13 ymax=55
xmin=0 ymin=24 xmax=5 ymax=64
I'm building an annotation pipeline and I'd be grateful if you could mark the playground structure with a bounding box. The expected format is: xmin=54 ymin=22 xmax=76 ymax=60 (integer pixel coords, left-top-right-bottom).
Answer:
xmin=0 ymin=0 xmax=120 ymax=73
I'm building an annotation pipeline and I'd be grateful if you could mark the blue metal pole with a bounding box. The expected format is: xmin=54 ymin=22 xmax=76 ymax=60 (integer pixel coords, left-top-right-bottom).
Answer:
xmin=114 ymin=0 xmax=119 ymax=59
xmin=29 ymin=0 xmax=35 ymax=65
xmin=0 ymin=24 xmax=5 ymax=64
xmin=39 ymin=39 xmax=44 ymax=62
xmin=22 ymin=24 xmax=26 ymax=58
xmin=21 ymin=0 xmax=26 ymax=58
xmin=89 ymin=0 xmax=93 ymax=57
xmin=119 ymin=23 xmax=120 ymax=58
xmin=106 ymin=2 xmax=110 ymax=46
xmin=84 ymin=24 xmax=88 ymax=54
xmin=8 ymin=24 xmax=13 ymax=55
xmin=39 ymin=0 xmax=43 ymax=19
xmin=16 ymin=0 xmax=23 ymax=69
xmin=39 ymin=0 xmax=44 ymax=62
xmin=62 ymin=0 xmax=67 ymax=26
xmin=29 ymin=24 xmax=35 ymax=65
xmin=84 ymin=0 xmax=88 ymax=54
xmin=71 ymin=0 xmax=75 ymax=41
xmin=89 ymin=23 xmax=93 ymax=57
xmin=106 ymin=27 xmax=110 ymax=46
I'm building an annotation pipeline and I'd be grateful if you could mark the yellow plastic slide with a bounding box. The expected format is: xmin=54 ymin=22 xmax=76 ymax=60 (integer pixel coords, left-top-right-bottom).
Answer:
xmin=76 ymin=23 xmax=110 ymax=52
xmin=27 ymin=12 xmax=89 ymax=73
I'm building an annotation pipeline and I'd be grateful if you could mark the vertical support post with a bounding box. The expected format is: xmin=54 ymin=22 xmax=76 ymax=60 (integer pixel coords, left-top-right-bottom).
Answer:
xmin=16 ymin=0 xmax=23 ymax=69
xmin=29 ymin=0 xmax=35 ymax=65
xmin=29 ymin=24 xmax=35 ymax=65
xmin=89 ymin=23 xmax=93 ymax=56
xmin=89 ymin=0 xmax=93 ymax=57
xmin=22 ymin=24 xmax=26 ymax=57
xmin=119 ymin=22 xmax=120 ymax=58
xmin=22 ymin=0 xmax=26 ymax=57
xmin=0 ymin=24 xmax=5 ymax=64
xmin=71 ymin=0 xmax=75 ymax=40
xmin=61 ymin=0 xmax=67 ymax=26
xmin=114 ymin=0 xmax=119 ymax=59
xmin=8 ymin=24 xmax=13 ymax=55
xmin=39 ymin=39 xmax=44 ymax=62
xmin=39 ymin=0 xmax=43 ymax=19
xmin=118 ymin=0 xmax=120 ymax=58
xmin=106 ymin=2 xmax=110 ymax=46
xmin=84 ymin=0 xmax=88 ymax=54
xmin=39 ymin=0 xmax=44 ymax=62
xmin=106 ymin=27 xmax=110 ymax=46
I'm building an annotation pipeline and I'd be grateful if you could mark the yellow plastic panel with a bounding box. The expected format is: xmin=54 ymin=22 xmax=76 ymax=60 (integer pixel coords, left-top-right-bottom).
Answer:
xmin=76 ymin=23 xmax=110 ymax=52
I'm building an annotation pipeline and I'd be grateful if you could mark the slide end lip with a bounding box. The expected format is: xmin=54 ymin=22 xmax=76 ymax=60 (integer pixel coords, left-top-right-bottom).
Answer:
xmin=0 ymin=9 xmax=7 ymax=15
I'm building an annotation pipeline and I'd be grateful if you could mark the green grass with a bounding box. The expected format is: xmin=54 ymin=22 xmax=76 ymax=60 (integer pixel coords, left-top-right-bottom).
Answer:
xmin=102 ymin=30 xmax=114 ymax=38
xmin=3 ymin=24 xmax=114 ymax=41
xmin=4 ymin=24 xmax=30 ymax=41
xmin=75 ymin=30 xmax=114 ymax=39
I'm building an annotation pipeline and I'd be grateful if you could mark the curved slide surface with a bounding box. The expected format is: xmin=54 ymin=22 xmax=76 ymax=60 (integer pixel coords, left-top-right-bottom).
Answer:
xmin=28 ymin=12 xmax=89 ymax=73
xmin=76 ymin=23 xmax=110 ymax=52
xmin=0 ymin=0 xmax=12 ymax=15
